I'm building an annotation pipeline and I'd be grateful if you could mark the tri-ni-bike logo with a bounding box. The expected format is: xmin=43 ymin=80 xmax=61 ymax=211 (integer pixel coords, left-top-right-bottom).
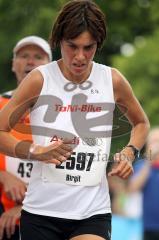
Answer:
xmin=55 ymin=104 xmax=102 ymax=112
xmin=12 ymin=82 xmax=131 ymax=159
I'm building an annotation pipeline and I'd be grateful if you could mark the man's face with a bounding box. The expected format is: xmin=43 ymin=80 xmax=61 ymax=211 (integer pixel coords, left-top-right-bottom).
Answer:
xmin=12 ymin=44 xmax=50 ymax=85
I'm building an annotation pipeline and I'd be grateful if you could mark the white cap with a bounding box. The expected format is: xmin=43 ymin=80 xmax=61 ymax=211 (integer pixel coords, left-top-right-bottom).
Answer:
xmin=13 ymin=36 xmax=52 ymax=61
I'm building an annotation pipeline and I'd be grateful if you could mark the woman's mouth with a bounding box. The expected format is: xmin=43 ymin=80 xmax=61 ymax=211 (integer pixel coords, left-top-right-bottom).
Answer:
xmin=72 ymin=63 xmax=86 ymax=72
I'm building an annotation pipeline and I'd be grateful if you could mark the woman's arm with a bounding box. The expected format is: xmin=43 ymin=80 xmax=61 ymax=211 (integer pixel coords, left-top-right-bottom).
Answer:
xmin=108 ymin=68 xmax=150 ymax=179
xmin=0 ymin=69 xmax=43 ymax=158
xmin=113 ymin=68 xmax=150 ymax=149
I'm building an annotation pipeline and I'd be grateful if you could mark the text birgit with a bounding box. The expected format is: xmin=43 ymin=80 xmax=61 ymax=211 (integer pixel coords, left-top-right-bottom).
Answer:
xmin=66 ymin=174 xmax=81 ymax=183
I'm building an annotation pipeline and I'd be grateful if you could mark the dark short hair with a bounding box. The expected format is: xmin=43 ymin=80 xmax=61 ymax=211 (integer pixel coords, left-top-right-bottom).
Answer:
xmin=50 ymin=0 xmax=106 ymax=50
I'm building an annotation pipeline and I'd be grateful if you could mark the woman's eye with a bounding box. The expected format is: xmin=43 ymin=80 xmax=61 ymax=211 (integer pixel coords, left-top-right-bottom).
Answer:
xmin=69 ymin=45 xmax=76 ymax=49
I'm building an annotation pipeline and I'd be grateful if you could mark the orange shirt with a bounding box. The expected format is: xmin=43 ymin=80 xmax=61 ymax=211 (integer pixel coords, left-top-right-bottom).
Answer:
xmin=0 ymin=92 xmax=32 ymax=211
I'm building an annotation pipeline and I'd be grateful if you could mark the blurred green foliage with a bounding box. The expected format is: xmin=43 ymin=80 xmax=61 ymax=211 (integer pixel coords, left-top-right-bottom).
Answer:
xmin=0 ymin=0 xmax=158 ymax=151
xmin=0 ymin=0 xmax=66 ymax=90
xmin=0 ymin=0 xmax=154 ymax=90
xmin=113 ymin=29 xmax=159 ymax=127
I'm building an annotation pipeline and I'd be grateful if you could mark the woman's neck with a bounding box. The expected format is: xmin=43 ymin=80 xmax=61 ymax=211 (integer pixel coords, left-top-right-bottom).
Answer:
xmin=57 ymin=59 xmax=93 ymax=84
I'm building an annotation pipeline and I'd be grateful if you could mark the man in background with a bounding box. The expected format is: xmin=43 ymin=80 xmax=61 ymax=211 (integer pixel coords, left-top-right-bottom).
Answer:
xmin=128 ymin=127 xmax=159 ymax=240
xmin=0 ymin=35 xmax=52 ymax=240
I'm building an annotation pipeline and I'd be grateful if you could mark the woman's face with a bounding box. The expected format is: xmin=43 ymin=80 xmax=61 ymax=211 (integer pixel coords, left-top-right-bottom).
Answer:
xmin=60 ymin=31 xmax=97 ymax=82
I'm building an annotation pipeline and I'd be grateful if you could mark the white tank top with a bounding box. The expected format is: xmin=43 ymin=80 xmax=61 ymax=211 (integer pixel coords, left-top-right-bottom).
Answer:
xmin=23 ymin=61 xmax=115 ymax=219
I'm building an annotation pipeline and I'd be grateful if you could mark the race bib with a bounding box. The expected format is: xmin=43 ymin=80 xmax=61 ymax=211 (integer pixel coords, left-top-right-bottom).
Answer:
xmin=41 ymin=138 xmax=108 ymax=186
xmin=6 ymin=156 xmax=33 ymax=183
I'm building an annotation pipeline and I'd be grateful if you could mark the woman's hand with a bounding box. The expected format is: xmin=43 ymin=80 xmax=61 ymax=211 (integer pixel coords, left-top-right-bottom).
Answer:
xmin=108 ymin=147 xmax=134 ymax=179
xmin=30 ymin=139 xmax=73 ymax=165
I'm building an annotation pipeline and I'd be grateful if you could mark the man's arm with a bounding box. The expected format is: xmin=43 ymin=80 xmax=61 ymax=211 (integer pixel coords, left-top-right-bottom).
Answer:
xmin=0 ymin=171 xmax=27 ymax=202
xmin=0 ymin=205 xmax=21 ymax=239
xmin=127 ymin=163 xmax=150 ymax=192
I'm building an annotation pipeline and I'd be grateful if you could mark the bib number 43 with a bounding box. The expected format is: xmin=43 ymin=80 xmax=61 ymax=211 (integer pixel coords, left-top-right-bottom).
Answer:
xmin=17 ymin=162 xmax=33 ymax=178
